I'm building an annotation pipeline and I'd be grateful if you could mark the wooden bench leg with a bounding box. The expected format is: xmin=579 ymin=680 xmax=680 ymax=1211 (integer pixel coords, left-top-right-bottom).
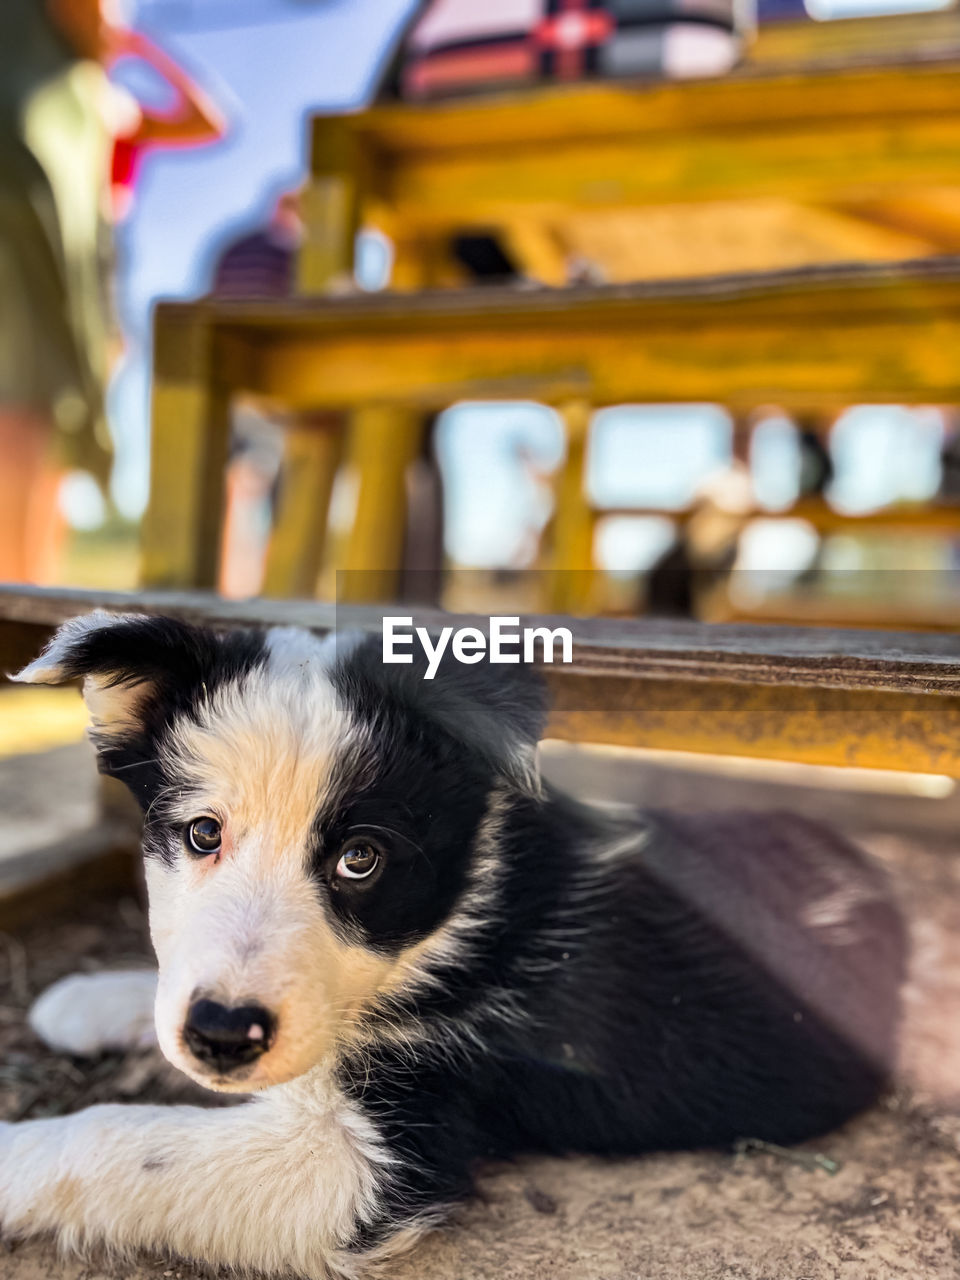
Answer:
xmin=297 ymin=119 xmax=361 ymax=293
xmin=547 ymin=398 xmax=595 ymax=614
xmin=338 ymin=405 xmax=426 ymax=604
xmin=263 ymin=413 xmax=344 ymax=599
xmin=390 ymin=231 xmax=455 ymax=290
xmin=142 ymin=315 xmax=231 ymax=589
xmin=399 ymin=415 xmax=445 ymax=605
xmin=501 ymin=221 xmax=569 ymax=286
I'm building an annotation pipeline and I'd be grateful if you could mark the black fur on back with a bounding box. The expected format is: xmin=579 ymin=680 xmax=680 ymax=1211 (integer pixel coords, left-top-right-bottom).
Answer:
xmin=327 ymin=642 xmax=906 ymax=1247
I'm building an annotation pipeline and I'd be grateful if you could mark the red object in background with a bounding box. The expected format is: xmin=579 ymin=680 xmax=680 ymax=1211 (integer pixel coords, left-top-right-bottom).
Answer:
xmin=105 ymin=27 xmax=226 ymax=216
xmin=533 ymin=2 xmax=615 ymax=78
xmin=393 ymin=0 xmax=741 ymax=100
xmin=110 ymin=133 xmax=140 ymax=191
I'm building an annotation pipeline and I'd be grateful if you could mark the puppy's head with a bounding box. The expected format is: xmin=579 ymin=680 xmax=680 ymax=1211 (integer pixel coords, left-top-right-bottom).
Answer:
xmin=15 ymin=613 xmax=546 ymax=1091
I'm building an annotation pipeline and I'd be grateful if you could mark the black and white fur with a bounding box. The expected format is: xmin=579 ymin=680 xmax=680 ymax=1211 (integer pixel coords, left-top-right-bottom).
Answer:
xmin=5 ymin=613 xmax=905 ymax=1276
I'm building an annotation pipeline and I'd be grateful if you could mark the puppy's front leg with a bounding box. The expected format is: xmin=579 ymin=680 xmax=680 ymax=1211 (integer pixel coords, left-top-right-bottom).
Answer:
xmin=0 ymin=1080 xmax=386 ymax=1276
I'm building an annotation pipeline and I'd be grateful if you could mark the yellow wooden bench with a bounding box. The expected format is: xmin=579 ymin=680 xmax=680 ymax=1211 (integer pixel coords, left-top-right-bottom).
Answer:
xmin=146 ymin=258 xmax=960 ymax=606
xmin=154 ymin=30 xmax=960 ymax=610
xmin=301 ymin=41 xmax=960 ymax=291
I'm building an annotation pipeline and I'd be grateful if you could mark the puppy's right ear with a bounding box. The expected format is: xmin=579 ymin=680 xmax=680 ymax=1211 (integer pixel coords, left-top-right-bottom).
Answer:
xmin=14 ymin=612 xmax=157 ymax=738
xmin=13 ymin=611 xmax=211 ymax=737
xmin=11 ymin=612 xmax=261 ymax=807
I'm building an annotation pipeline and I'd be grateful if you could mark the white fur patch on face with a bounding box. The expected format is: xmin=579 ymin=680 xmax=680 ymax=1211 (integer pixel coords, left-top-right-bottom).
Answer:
xmin=144 ymin=657 xmax=404 ymax=1091
xmin=158 ymin=655 xmax=356 ymax=839
xmin=264 ymin=625 xmax=365 ymax=677
xmin=264 ymin=625 xmax=333 ymax=674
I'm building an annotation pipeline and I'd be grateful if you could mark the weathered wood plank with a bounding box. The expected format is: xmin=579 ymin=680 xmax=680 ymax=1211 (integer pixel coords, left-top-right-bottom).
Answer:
xmin=549 ymin=676 xmax=960 ymax=777
xmin=725 ymin=596 xmax=960 ymax=633
xmin=2 ymin=584 xmax=960 ymax=691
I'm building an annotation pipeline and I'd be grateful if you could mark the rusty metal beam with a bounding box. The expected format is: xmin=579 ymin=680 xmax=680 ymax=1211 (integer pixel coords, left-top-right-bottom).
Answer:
xmin=3 ymin=586 xmax=960 ymax=776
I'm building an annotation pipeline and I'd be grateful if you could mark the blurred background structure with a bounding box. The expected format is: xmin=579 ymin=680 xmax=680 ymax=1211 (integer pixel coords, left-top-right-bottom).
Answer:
xmin=0 ymin=0 xmax=959 ymax=631
xmin=0 ymin=0 xmax=957 ymax=829
xmin=0 ymin=0 xmax=958 ymax=818
xmin=3 ymin=0 xmax=960 ymax=817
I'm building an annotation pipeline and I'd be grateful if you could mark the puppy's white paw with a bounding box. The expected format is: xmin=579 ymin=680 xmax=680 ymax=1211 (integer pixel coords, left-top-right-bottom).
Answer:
xmin=29 ymin=970 xmax=158 ymax=1055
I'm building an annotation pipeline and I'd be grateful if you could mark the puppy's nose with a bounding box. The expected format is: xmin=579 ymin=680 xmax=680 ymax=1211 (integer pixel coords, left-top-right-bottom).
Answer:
xmin=183 ymin=998 xmax=276 ymax=1072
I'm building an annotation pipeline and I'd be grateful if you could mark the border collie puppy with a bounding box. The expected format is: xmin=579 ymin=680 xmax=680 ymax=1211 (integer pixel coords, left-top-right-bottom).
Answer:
xmin=4 ymin=613 xmax=904 ymax=1276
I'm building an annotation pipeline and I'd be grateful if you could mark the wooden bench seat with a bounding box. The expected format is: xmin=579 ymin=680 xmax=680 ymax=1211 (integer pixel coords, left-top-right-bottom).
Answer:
xmin=302 ymin=43 xmax=960 ymax=290
xmin=4 ymin=584 xmax=960 ymax=777
xmin=594 ymin=499 xmax=960 ymax=538
xmin=148 ymin=257 xmax=960 ymax=608
xmin=155 ymin=257 xmax=960 ymax=416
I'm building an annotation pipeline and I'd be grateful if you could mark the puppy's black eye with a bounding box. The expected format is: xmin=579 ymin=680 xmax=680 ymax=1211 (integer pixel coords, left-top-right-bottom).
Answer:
xmin=186 ymin=816 xmax=222 ymax=857
xmin=336 ymin=844 xmax=381 ymax=881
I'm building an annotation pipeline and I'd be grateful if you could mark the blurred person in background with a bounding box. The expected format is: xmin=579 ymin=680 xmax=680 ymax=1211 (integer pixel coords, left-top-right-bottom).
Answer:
xmin=646 ymin=439 xmax=754 ymax=617
xmin=211 ymin=189 xmax=304 ymax=301
xmin=644 ymin=411 xmax=834 ymax=616
xmin=209 ymin=189 xmax=304 ymax=598
xmin=0 ymin=0 xmax=224 ymax=583
xmin=0 ymin=0 xmax=109 ymax=581
xmin=106 ymin=18 xmax=226 ymax=222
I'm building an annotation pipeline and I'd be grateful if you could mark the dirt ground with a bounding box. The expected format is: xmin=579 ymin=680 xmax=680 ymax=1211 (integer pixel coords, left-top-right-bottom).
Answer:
xmin=3 ymin=768 xmax=960 ymax=1278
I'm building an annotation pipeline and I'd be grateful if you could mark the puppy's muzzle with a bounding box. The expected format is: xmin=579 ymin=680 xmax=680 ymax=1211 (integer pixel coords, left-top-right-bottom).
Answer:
xmin=183 ymin=997 xmax=276 ymax=1074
